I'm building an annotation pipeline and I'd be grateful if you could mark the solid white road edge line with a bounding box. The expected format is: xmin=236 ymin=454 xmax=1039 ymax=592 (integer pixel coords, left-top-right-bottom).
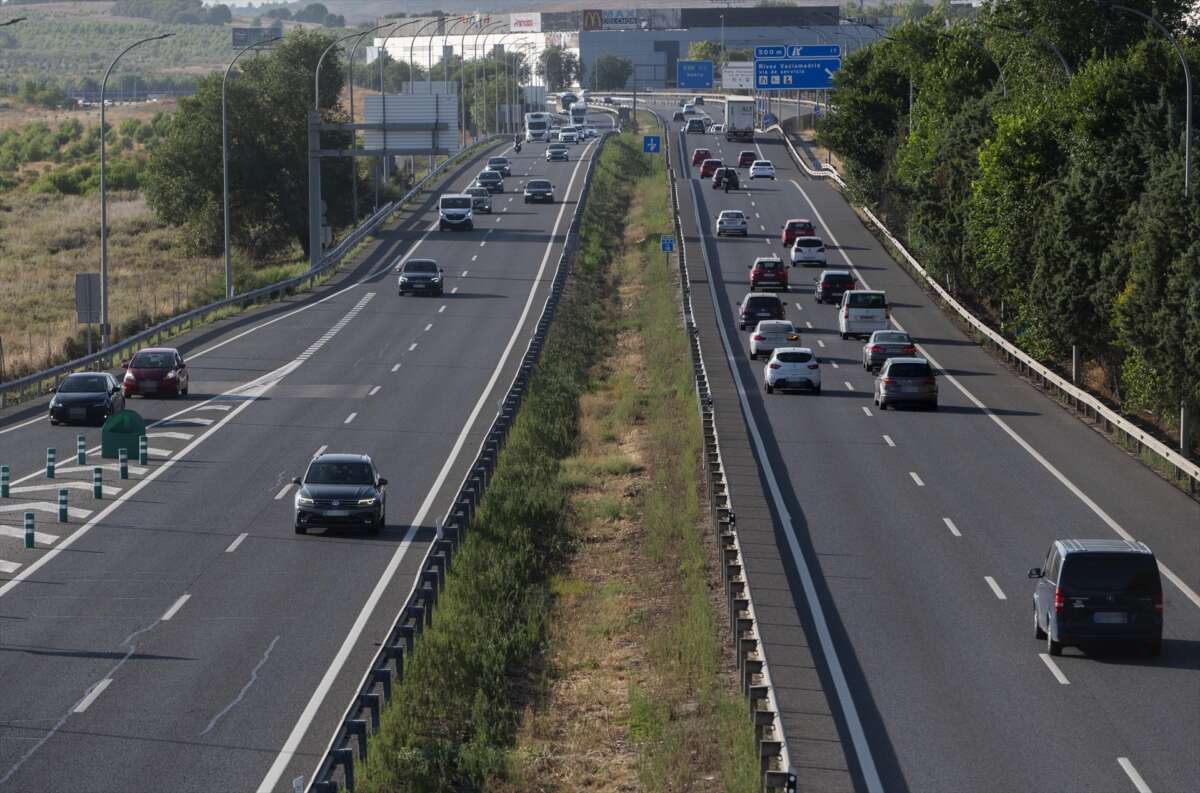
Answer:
xmin=1038 ymin=653 xmax=1070 ymax=685
xmin=681 ymin=136 xmax=884 ymax=793
xmin=258 ymin=136 xmax=601 ymax=793
xmin=1117 ymin=758 xmax=1153 ymax=793
xmin=787 ymin=178 xmax=1200 ymax=612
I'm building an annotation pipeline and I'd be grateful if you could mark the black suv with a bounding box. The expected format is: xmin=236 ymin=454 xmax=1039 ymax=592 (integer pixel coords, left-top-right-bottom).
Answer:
xmin=293 ymin=453 xmax=387 ymax=534
xmin=474 ymin=169 xmax=504 ymax=193
xmin=1029 ymin=539 xmax=1163 ymax=656
xmin=813 ymin=270 xmax=856 ymax=304
xmin=738 ymin=292 xmax=785 ymax=330
xmin=524 ymin=179 xmax=554 ymax=203
xmin=396 ymin=258 xmax=444 ymax=296
xmin=712 ymin=167 xmax=739 ymax=190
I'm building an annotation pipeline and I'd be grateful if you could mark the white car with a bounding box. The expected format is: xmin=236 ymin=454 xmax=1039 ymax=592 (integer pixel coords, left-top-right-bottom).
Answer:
xmin=583 ymin=126 xmax=599 ymax=138
xmin=749 ymin=160 xmax=776 ymax=180
xmin=682 ymin=102 xmax=697 ymax=114
xmin=764 ymin=347 xmax=821 ymax=394
xmin=790 ymin=236 xmax=827 ymax=266
xmin=838 ymin=290 xmax=890 ymax=339
xmin=712 ymin=123 xmax=725 ymax=133
xmin=559 ymin=129 xmax=578 ymax=144
xmin=750 ymin=320 xmax=800 ymax=360
xmin=716 ymin=209 xmax=748 ymax=237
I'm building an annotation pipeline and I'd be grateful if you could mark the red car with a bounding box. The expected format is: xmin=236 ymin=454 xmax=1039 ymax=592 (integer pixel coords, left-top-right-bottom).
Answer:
xmin=691 ymin=148 xmax=712 ymax=166
xmin=699 ymin=158 xmax=723 ymax=179
xmin=122 ymin=347 xmax=189 ymax=398
xmin=781 ymin=218 xmax=816 ymax=246
xmin=737 ymin=150 xmax=757 ymax=168
xmin=749 ymin=256 xmax=789 ymax=292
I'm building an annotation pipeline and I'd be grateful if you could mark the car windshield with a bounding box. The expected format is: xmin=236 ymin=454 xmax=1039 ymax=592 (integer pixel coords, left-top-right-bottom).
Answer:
xmin=305 ymin=461 xmax=375 ymax=485
xmin=489 ymin=158 xmax=507 ymax=166
xmin=848 ymin=293 xmax=887 ymax=309
xmin=756 ymin=260 xmax=782 ymax=271
xmin=528 ymin=120 xmax=547 ymax=130
xmin=875 ymin=332 xmax=910 ymax=344
xmin=131 ymin=352 xmax=174 ymax=368
xmin=441 ymin=197 xmax=471 ymax=209
xmin=787 ymin=221 xmax=811 ymax=230
xmin=1061 ymin=553 xmax=1159 ymax=593
xmin=777 ymin=352 xmax=813 ymax=363
xmin=59 ymin=375 xmax=108 ymax=393
xmin=721 ymin=212 xmax=744 ymax=219
xmin=405 ymin=260 xmax=438 ymax=273
xmin=794 ymin=239 xmax=823 ymax=248
xmin=823 ymin=273 xmax=853 ymax=284
xmin=528 ymin=181 xmax=551 ymax=189
xmin=747 ymin=297 xmax=779 ymax=309
xmin=888 ymin=362 xmax=932 ymax=378
xmin=549 ymin=144 xmax=566 ymax=150
xmin=754 ymin=161 xmax=772 ymax=168
xmin=759 ymin=322 xmax=792 ymax=334
xmin=478 ymin=171 xmax=499 ymax=180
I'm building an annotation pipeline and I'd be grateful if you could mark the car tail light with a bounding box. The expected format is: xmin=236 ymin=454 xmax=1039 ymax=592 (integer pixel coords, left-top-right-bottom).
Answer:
xmin=786 ymin=334 xmax=799 ymax=341
xmin=868 ymin=345 xmax=883 ymax=353
xmin=807 ymin=363 xmax=819 ymax=370
xmin=768 ymin=363 xmax=781 ymax=369
xmin=1053 ymin=588 xmax=1066 ymax=614
xmin=881 ymin=377 xmax=895 ymax=385
xmin=1154 ymin=591 xmax=1163 ymax=615
xmin=752 ymin=335 xmax=765 ymax=341
xmin=902 ymin=345 xmax=916 ymax=354
xmin=843 ymin=309 xmax=849 ymax=318
xmin=924 ymin=377 xmax=936 ymax=385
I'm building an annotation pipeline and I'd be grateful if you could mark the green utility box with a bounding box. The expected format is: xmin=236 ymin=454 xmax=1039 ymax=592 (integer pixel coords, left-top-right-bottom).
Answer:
xmin=101 ymin=410 xmax=145 ymax=460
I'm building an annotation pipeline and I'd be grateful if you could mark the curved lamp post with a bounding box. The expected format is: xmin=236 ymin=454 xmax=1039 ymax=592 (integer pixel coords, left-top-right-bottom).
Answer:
xmin=459 ymin=15 xmax=479 ymax=148
xmin=100 ymin=32 xmax=172 ymax=348
xmin=222 ymin=35 xmax=281 ymax=300
xmin=410 ymin=17 xmax=443 ymax=93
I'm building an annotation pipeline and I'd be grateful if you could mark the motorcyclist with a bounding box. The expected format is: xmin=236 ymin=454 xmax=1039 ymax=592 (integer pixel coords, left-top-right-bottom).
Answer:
xmin=513 ymin=134 xmax=521 ymax=153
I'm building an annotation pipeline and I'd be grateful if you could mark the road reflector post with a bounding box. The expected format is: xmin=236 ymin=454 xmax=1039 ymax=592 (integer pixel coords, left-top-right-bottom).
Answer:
xmin=24 ymin=511 xmax=34 ymax=548
xmin=138 ymin=435 xmax=148 ymax=466
xmin=93 ymin=466 xmax=103 ymax=499
xmin=46 ymin=447 xmax=56 ymax=479
xmin=0 ymin=464 xmax=9 ymax=498
xmin=76 ymin=434 xmax=86 ymax=465
xmin=58 ymin=488 xmax=68 ymax=523
xmin=119 ymin=448 xmax=128 ymax=480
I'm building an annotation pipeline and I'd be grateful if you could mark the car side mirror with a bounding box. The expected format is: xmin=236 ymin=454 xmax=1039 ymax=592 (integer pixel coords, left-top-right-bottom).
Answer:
xmin=121 ymin=360 xmax=130 ymax=368
xmin=378 ymin=478 xmax=388 ymax=487
xmin=1027 ymin=568 xmax=1043 ymax=579
xmin=813 ymin=277 xmax=820 ymax=283
xmin=440 ymin=268 xmax=444 ymax=274
xmin=291 ymin=477 xmax=302 ymax=485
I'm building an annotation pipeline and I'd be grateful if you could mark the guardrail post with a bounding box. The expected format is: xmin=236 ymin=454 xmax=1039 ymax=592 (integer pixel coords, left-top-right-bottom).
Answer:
xmin=331 ymin=747 xmax=354 ymax=792
xmin=0 ymin=464 xmax=9 ymax=498
xmin=45 ymin=447 xmax=55 ymax=479
xmin=76 ymin=434 xmax=86 ymax=465
xmin=118 ymin=448 xmax=128 ymax=480
xmin=24 ymin=511 xmax=34 ymax=548
xmin=138 ymin=435 xmax=148 ymax=466
xmin=93 ymin=466 xmax=103 ymax=499
xmin=58 ymin=488 xmax=68 ymax=523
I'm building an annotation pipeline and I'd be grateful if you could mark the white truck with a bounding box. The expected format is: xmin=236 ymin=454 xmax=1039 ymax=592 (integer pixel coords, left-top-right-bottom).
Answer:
xmin=724 ymin=97 xmax=756 ymax=142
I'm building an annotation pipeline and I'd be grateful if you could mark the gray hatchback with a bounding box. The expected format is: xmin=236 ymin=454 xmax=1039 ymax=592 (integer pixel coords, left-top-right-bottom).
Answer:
xmin=874 ymin=357 xmax=937 ymax=410
xmin=862 ymin=330 xmax=916 ymax=372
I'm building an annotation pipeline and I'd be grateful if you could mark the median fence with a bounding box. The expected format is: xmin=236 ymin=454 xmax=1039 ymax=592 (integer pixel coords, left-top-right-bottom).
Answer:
xmin=654 ymin=107 xmax=797 ymax=792
xmin=0 ymin=134 xmax=505 ymax=411
xmin=303 ymin=132 xmax=609 ymax=793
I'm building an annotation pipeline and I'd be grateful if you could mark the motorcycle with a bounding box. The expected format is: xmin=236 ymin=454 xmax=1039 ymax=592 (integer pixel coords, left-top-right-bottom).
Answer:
xmin=514 ymin=142 xmax=522 ymax=154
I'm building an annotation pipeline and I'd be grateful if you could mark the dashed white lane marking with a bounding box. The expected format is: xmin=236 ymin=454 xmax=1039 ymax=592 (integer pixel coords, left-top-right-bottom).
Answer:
xmin=503 ymin=206 xmax=509 ymax=212
xmin=943 ymin=517 xmax=961 ymax=537
xmin=148 ymin=431 xmax=194 ymax=441
xmin=0 ymin=559 xmax=20 ymax=574
xmin=844 ymin=380 xmax=854 ymax=390
xmin=462 ymin=269 xmax=470 ymax=276
xmin=0 ymin=503 xmax=90 ymax=520
xmin=368 ymin=386 xmax=382 ymax=396
xmin=984 ymin=576 xmax=1007 ymax=600
xmin=830 ymin=361 xmax=839 ymax=368
xmin=72 ymin=679 xmax=112 ymax=713
xmin=344 ymin=413 xmax=357 ymax=425
xmin=471 ymin=254 xmax=478 ymax=261
xmin=450 ymin=286 xmax=459 ymax=294
xmin=423 ymin=323 xmax=433 ymax=332
xmin=0 ymin=524 xmax=59 ymax=544
xmin=438 ymin=305 xmax=446 ymax=313
xmin=408 ymin=343 xmax=418 ymax=352
xmin=750 ymin=201 xmax=756 ymax=207
xmin=161 ymin=593 xmax=190 ymax=622
xmin=909 ymin=472 xmax=925 ymax=487
xmin=225 ymin=533 xmax=248 ymax=553
xmin=1039 ymin=654 xmax=1070 ymax=685
xmin=274 ymin=484 xmax=292 ymax=500
xmin=755 ymin=212 xmax=761 ymax=218
xmin=759 ymin=224 xmax=766 ymax=231
xmin=861 ymin=406 xmax=873 ymax=417
xmin=883 ymin=434 xmax=895 ymax=447
xmin=495 ymin=216 xmax=502 ymax=223
xmin=391 ymin=364 xmax=401 ymax=373
xmin=805 ymin=321 xmax=813 ymax=329
xmin=817 ymin=339 xmax=825 ymax=347
xmin=479 ymin=241 xmax=487 ymax=247
xmin=1117 ymin=758 xmax=1152 ymax=793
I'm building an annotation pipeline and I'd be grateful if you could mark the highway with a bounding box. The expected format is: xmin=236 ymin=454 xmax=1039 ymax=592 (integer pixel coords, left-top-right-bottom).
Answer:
xmin=0 ymin=118 xmax=609 ymax=792
xmin=659 ymin=98 xmax=1200 ymax=793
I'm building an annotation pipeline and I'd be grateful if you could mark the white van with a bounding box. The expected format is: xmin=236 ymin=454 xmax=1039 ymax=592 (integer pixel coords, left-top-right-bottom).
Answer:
xmin=838 ymin=289 xmax=889 ymax=339
xmin=438 ymin=194 xmax=473 ymax=231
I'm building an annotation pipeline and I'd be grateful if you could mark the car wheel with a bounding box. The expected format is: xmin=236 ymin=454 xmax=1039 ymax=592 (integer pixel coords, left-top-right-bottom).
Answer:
xmin=1047 ymin=627 xmax=1063 ymax=656
xmin=1034 ymin=609 xmax=1047 ymax=640
xmin=879 ymin=399 xmax=888 ymax=410
xmin=439 ymin=222 xmax=446 ymax=231
xmin=765 ymin=383 xmax=774 ymax=394
xmin=182 ymin=385 xmax=188 ymax=396
xmin=50 ymin=418 xmax=59 ymax=426
xmin=368 ymin=515 xmax=381 ymax=535
xmin=295 ymin=523 xmax=306 ymax=535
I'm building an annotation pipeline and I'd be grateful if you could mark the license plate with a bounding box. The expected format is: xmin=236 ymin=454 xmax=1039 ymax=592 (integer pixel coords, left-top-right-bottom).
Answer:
xmin=69 ymin=408 xmax=86 ymax=419
xmin=141 ymin=382 xmax=158 ymax=393
xmin=1094 ymin=612 xmax=1127 ymax=624
xmin=413 ymin=283 xmax=427 ymax=289
xmin=325 ymin=510 xmax=350 ymax=517
xmin=902 ymin=385 xmax=919 ymax=393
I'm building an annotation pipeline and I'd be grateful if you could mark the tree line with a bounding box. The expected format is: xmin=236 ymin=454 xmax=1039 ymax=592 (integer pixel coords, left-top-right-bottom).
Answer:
xmin=818 ymin=0 xmax=1199 ymax=442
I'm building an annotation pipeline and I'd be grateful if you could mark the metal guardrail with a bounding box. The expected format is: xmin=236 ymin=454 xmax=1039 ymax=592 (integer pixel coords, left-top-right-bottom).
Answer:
xmin=651 ymin=106 xmax=795 ymax=792
xmin=304 ymin=132 xmax=610 ymax=793
xmin=766 ymin=124 xmax=1200 ymax=494
xmin=0 ymin=134 xmax=505 ymax=411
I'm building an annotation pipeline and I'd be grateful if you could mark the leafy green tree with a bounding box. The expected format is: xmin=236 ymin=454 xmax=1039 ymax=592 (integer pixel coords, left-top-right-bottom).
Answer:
xmin=590 ymin=55 xmax=633 ymax=90
xmin=537 ymin=46 xmax=579 ymax=92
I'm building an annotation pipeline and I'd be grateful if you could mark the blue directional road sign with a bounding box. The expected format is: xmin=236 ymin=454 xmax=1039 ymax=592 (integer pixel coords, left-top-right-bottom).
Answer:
xmin=755 ymin=57 xmax=842 ymax=90
xmin=676 ymin=59 xmax=714 ymax=89
xmin=660 ymin=235 xmax=675 ymax=253
xmin=755 ymin=45 xmax=787 ymax=60
xmin=643 ymin=135 xmax=661 ymax=154
xmin=786 ymin=44 xmax=840 ymax=58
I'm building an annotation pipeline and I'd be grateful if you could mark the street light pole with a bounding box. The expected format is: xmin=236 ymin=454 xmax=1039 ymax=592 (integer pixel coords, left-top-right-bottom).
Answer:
xmin=222 ymin=35 xmax=281 ymax=300
xmin=100 ymin=32 xmax=172 ymax=348
xmin=347 ymin=23 xmax=392 ymax=226
xmin=459 ymin=16 xmax=478 ymax=148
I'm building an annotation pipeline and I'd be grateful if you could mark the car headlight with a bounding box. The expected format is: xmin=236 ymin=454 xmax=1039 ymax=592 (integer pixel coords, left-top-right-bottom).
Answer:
xmin=399 ymin=276 xmax=409 ymax=283
xmin=49 ymin=397 xmax=58 ymax=408
xmin=165 ymin=370 xmax=177 ymax=379
xmin=431 ymin=276 xmax=441 ymax=283
xmin=124 ymin=372 xmax=135 ymax=382
xmin=357 ymin=497 xmax=378 ymax=506
xmin=296 ymin=493 xmax=314 ymax=506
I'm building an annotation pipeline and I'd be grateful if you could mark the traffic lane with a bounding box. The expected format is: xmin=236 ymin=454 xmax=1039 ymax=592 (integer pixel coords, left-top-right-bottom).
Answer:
xmin=692 ymin=134 xmax=1200 ymax=789
xmin=0 ymin=139 xmax=600 ymax=787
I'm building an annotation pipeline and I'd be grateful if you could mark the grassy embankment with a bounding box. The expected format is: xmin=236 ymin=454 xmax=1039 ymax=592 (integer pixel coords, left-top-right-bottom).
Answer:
xmin=356 ymin=124 xmax=758 ymax=792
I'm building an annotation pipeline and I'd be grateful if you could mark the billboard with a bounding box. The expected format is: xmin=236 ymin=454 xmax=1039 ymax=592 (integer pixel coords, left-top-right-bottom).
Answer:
xmin=722 ymin=61 xmax=754 ymax=90
xmin=510 ymin=12 xmax=541 ymax=33
xmin=231 ymin=27 xmax=282 ymax=49
xmin=582 ymin=9 xmax=645 ymax=30
xmin=363 ymin=95 xmax=460 ymax=155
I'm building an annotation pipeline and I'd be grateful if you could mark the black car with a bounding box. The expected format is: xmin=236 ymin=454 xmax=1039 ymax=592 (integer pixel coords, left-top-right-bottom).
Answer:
xmin=397 ymin=258 xmax=444 ymax=296
xmin=738 ymin=293 xmax=785 ymax=330
xmin=712 ymin=167 xmax=739 ymax=190
xmin=49 ymin=372 xmax=125 ymax=425
xmin=474 ymin=169 xmax=504 ymax=193
xmin=672 ymin=111 xmax=685 ymax=122
xmin=293 ymin=453 xmax=387 ymax=534
xmin=813 ymin=270 xmax=856 ymax=304
xmin=1030 ymin=539 xmax=1164 ymax=656
xmin=524 ymin=179 xmax=554 ymax=203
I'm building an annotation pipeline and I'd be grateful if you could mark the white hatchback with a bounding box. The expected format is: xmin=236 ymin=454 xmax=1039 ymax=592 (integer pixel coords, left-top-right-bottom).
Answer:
xmin=749 ymin=160 xmax=776 ymax=180
xmin=764 ymin=347 xmax=821 ymax=394
xmin=750 ymin=320 xmax=800 ymax=360
xmin=716 ymin=209 xmax=748 ymax=237
xmin=790 ymin=236 xmax=827 ymax=266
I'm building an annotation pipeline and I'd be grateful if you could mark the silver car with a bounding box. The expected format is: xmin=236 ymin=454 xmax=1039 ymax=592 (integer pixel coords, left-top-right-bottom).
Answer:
xmin=862 ymin=330 xmax=915 ymax=372
xmin=750 ymin=320 xmax=800 ymax=360
xmin=716 ymin=209 xmax=748 ymax=237
xmin=874 ymin=357 xmax=938 ymax=410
